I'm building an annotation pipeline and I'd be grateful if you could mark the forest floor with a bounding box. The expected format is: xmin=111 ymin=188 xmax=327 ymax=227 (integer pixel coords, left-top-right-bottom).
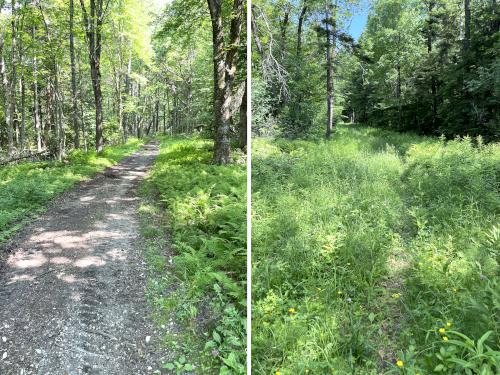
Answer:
xmin=0 ymin=143 xmax=171 ymax=375
xmin=138 ymin=138 xmax=246 ymax=374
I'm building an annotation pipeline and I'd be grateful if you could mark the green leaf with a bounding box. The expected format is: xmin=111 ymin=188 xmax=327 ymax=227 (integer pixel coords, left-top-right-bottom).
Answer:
xmin=213 ymin=330 xmax=222 ymax=343
xmin=448 ymin=358 xmax=474 ymax=368
xmin=434 ymin=364 xmax=445 ymax=372
xmin=477 ymin=331 xmax=492 ymax=355
xmin=163 ymin=362 xmax=175 ymax=370
xmin=368 ymin=312 xmax=375 ymax=323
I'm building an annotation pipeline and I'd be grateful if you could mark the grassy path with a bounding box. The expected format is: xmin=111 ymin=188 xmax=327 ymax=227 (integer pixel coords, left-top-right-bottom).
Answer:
xmin=252 ymin=125 xmax=499 ymax=374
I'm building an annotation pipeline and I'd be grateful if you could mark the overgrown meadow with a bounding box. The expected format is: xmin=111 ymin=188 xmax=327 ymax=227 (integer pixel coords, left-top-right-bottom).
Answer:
xmin=0 ymin=139 xmax=144 ymax=243
xmin=252 ymin=125 xmax=499 ymax=374
xmin=139 ymin=138 xmax=246 ymax=374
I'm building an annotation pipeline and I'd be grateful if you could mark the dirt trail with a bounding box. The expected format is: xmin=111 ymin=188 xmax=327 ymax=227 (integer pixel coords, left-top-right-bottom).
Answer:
xmin=0 ymin=143 xmax=166 ymax=375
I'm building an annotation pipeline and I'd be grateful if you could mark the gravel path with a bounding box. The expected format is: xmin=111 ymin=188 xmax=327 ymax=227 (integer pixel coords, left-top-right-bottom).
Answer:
xmin=0 ymin=143 xmax=166 ymax=375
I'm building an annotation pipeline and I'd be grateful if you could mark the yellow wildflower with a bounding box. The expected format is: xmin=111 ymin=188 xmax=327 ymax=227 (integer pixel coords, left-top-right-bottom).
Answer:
xmin=443 ymin=336 xmax=449 ymax=342
xmin=392 ymin=293 xmax=401 ymax=299
xmin=337 ymin=291 xmax=343 ymax=295
xmin=396 ymin=360 xmax=404 ymax=367
xmin=439 ymin=328 xmax=446 ymax=335
xmin=446 ymin=322 xmax=452 ymax=328
xmin=288 ymin=308 xmax=296 ymax=314
xmin=276 ymin=371 xmax=281 ymax=375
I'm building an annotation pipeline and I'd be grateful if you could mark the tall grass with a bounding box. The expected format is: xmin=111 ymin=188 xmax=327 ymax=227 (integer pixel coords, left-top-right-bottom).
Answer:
xmin=252 ymin=125 xmax=499 ymax=374
xmin=0 ymin=139 xmax=144 ymax=243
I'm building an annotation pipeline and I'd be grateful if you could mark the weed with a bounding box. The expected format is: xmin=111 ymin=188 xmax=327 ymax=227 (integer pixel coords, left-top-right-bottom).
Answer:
xmin=140 ymin=137 xmax=246 ymax=374
xmin=252 ymin=125 xmax=499 ymax=374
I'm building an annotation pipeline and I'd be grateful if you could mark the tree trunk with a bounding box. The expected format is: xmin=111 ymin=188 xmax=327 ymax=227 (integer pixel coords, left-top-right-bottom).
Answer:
xmin=279 ymin=8 xmax=290 ymax=62
xmin=55 ymin=64 xmax=64 ymax=160
xmin=70 ymin=0 xmax=80 ymax=148
xmin=426 ymin=1 xmax=434 ymax=54
xmin=325 ymin=1 xmax=336 ymax=139
xmin=31 ymin=26 xmax=42 ymax=151
xmin=238 ymin=81 xmax=247 ymax=150
xmin=297 ymin=5 xmax=308 ymax=57
xmin=20 ymin=74 xmax=25 ymax=151
xmin=123 ymin=53 xmax=132 ymax=137
xmin=251 ymin=6 xmax=264 ymax=56
xmin=464 ymin=0 xmax=471 ymax=53
xmin=396 ymin=61 xmax=402 ymax=128
xmin=427 ymin=1 xmax=437 ymax=126
xmin=207 ymin=0 xmax=243 ymax=165
xmin=33 ymin=54 xmax=42 ymax=151
xmin=8 ymin=0 xmax=17 ymax=155
xmin=79 ymin=0 xmax=104 ymax=153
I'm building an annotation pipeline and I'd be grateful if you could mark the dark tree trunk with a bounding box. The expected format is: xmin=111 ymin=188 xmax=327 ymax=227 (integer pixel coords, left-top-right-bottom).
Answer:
xmin=20 ymin=74 xmax=25 ymax=151
xmin=297 ymin=5 xmax=308 ymax=57
xmin=464 ymin=0 xmax=471 ymax=53
xmin=32 ymin=26 xmax=42 ymax=151
xmin=397 ymin=61 xmax=402 ymax=128
xmin=426 ymin=1 xmax=434 ymax=54
xmin=207 ymin=0 xmax=244 ymax=165
xmin=70 ymin=0 xmax=79 ymax=148
xmin=79 ymin=0 xmax=104 ymax=153
xmin=426 ymin=1 xmax=437 ymax=126
xmin=55 ymin=65 xmax=65 ymax=160
xmin=279 ymin=8 xmax=290 ymax=62
xmin=325 ymin=1 xmax=337 ymax=139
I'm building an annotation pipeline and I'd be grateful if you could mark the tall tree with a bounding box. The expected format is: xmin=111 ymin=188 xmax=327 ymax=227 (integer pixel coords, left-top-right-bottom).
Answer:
xmin=70 ymin=0 xmax=79 ymax=148
xmin=79 ymin=0 xmax=105 ymax=153
xmin=324 ymin=0 xmax=337 ymax=139
xmin=206 ymin=0 xmax=244 ymax=164
xmin=8 ymin=0 xmax=17 ymax=155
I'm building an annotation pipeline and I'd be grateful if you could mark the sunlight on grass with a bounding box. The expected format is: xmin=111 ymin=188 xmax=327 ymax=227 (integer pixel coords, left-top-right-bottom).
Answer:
xmin=0 ymin=139 xmax=144 ymax=243
xmin=252 ymin=125 xmax=500 ymax=374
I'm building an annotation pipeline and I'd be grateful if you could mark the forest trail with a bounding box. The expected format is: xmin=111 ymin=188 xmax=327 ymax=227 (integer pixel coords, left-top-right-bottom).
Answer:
xmin=0 ymin=143 xmax=165 ymax=375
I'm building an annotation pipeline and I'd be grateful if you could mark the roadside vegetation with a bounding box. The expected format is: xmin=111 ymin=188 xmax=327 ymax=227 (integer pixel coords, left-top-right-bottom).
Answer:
xmin=139 ymin=137 xmax=246 ymax=374
xmin=0 ymin=138 xmax=144 ymax=243
xmin=252 ymin=125 xmax=499 ymax=374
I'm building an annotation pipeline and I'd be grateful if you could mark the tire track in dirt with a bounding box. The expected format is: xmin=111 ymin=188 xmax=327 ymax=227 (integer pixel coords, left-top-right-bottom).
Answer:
xmin=0 ymin=143 xmax=168 ymax=375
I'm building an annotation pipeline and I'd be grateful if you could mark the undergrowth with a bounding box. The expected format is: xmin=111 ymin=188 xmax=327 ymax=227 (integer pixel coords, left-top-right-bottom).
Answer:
xmin=252 ymin=125 xmax=499 ymax=374
xmin=0 ymin=138 xmax=144 ymax=244
xmin=140 ymin=137 xmax=246 ymax=374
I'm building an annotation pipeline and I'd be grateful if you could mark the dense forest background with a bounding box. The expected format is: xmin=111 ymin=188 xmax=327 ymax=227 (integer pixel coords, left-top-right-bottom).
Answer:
xmin=252 ymin=0 xmax=499 ymax=141
xmin=0 ymin=0 xmax=247 ymax=164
